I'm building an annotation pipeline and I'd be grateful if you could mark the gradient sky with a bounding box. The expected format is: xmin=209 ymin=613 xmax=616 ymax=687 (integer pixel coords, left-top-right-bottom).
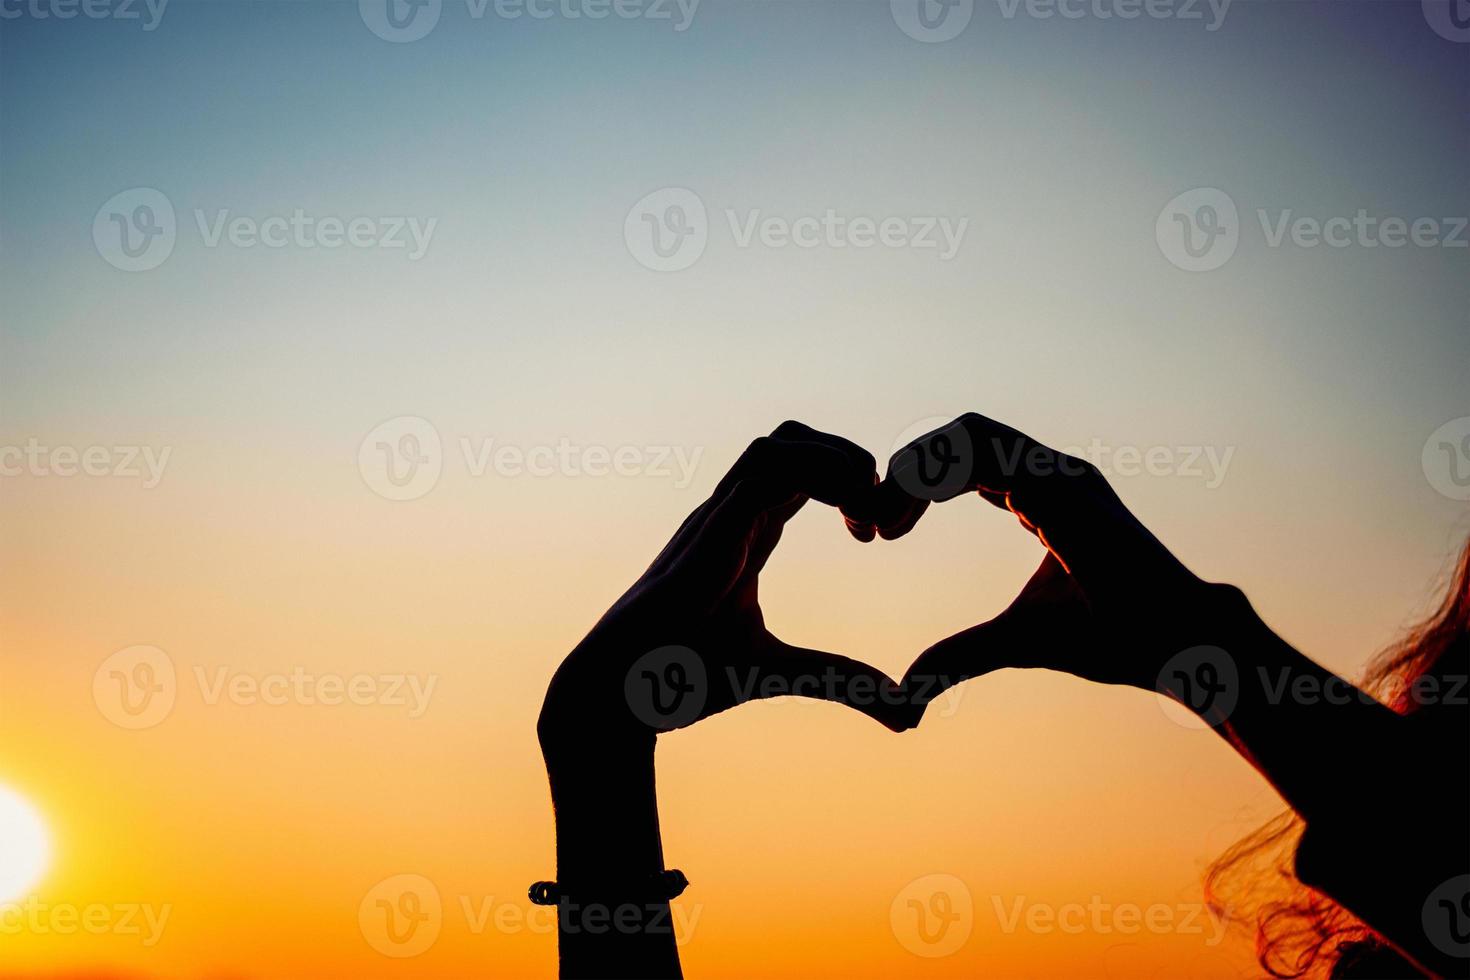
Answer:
xmin=1 ymin=1 xmax=1467 ymax=977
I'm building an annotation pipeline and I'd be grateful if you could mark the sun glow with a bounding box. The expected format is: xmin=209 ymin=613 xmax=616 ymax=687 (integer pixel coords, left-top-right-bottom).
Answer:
xmin=0 ymin=785 xmax=50 ymax=902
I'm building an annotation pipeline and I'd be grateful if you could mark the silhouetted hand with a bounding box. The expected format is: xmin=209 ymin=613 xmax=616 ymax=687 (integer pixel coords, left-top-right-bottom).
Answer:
xmin=877 ymin=413 xmax=1458 ymax=980
xmin=873 ymin=412 xmax=1223 ymax=711
xmin=539 ymin=420 xmax=910 ymax=758
xmin=538 ymin=421 xmax=909 ymax=979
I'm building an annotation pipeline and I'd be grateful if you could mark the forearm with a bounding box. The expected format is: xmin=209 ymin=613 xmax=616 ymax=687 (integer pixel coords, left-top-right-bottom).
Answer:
xmin=543 ymin=737 xmax=682 ymax=979
xmin=1161 ymin=584 xmax=1405 ymax=821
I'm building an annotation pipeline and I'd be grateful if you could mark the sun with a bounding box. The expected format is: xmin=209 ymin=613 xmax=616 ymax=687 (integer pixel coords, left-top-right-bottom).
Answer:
xmin=0 ymin=785 xmax=50 ymax=901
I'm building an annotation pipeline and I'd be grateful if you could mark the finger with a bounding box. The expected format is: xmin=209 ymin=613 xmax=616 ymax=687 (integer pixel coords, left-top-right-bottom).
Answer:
xmin=881 ymin=414 xmax=1187 ymax=596
xmin=768 ymin=420 xmax=880 ymax=542
xmin=876 ymin=492 xmax=928 ymax=541
xmin=690 ymin=433 xmax=878 ymax=559
xmin=647 ymin=496 xmax=722 ymax=577
xmin=901 ymin=554 xmax=1097 ymax=721
xmin=657 ymin=425 xmax=873 ymax=596
xmin=745 ymin=638 xmax=915 ymax=733
xmin=901 ymin=621 xmax=1018 ymax=716
xmin=741 ymin=493 xmax=807 ymax=582
xmin=869 ymin=451 xmax=929 ymax=540
xmin=676 ymin=464 xmax=849 ymax=607
xmin=872 ymin=415 xmax=986 ymax=539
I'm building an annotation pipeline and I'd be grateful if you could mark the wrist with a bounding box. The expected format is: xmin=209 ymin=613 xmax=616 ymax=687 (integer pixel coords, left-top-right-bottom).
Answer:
xmin=545 ymin=738 xmax=665 ymax=882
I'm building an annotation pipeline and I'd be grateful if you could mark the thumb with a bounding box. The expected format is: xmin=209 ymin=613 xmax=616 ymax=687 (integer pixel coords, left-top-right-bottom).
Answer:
xmin=900 ymin=618 xmax=1027 ymax=721
xmin=902 ymin=556 xmax=1099 ymax=724
xmin=749 ymin=639 xmax=915 ymax=733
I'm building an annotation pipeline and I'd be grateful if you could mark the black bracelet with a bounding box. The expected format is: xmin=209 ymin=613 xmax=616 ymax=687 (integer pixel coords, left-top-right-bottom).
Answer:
xmin=528 ymin=868 xmax=689 ymax=906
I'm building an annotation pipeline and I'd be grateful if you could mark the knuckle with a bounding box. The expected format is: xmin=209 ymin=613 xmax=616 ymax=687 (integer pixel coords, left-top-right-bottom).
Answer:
xmin=743 ymin=435 xmax=775 ymax=460
xmin=1061 ymin=454 xmax=1103 ymax=481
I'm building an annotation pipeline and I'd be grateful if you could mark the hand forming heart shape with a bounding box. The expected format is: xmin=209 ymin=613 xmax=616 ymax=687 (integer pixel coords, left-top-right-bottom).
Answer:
xmin=537 ymin=414 xmax=1224 ymax=756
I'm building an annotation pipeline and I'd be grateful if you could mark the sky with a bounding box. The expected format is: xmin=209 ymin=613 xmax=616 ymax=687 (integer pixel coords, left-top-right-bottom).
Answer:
xmin=0 ymin=0 xmax=1467 ymax=976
